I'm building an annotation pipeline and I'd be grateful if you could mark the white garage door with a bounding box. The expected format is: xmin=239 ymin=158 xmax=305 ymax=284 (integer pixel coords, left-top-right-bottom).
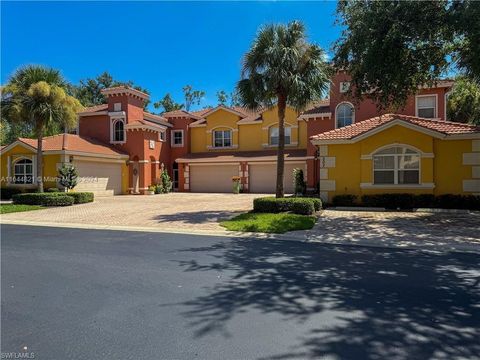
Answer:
xmin=249 ymin=162 xmax=306 ymax=194
xmin=190 ymin=164 xmax=238 ymax=193
xmin=73 ymin=161 xmax=122 ymax=195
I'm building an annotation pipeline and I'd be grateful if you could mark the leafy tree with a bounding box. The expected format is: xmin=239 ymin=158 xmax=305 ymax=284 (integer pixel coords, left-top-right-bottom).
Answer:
xmin=1 ymin=65 xmax=83 ymax=192
xmin=153 ymin=93 xmax=184 ymax=112
xmin=182 ymin=85 xmax=205 ymax=111
xmin=72 ymin=71 xmax=151 ymax=108
xmin=229 ymin=90 xmax=242 ymax=107
xmin=334 ymin=0 xmax=480 ymax=109
xmin=447 ymin=76 xmax=480 ymax=125
xmin=237 ymin=21 xmax=330 ymax=198
xmin=58 ymin=164 xmax=79 ymax=190
xmin=216 ymin=90 xmax=229 ymax=105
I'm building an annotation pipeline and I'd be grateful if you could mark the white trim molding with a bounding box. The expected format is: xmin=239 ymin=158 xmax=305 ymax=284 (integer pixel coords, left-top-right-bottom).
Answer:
xmin=463 ymin=153 xmax=480 ymax=165
xmin=171 ymin=129 xmax=184 ymax=147
xmin=463 ymin=179 xmax=480 ymax=193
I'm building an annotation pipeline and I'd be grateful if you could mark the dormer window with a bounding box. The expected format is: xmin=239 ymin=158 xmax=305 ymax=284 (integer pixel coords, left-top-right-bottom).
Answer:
xmin=112 ymin=118 xmax=125 ymax=143
xmin=416 ymin=95 xmax=437 ymax=118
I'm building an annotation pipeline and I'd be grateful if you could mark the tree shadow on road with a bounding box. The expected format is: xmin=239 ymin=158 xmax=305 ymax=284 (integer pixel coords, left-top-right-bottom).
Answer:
xmin=175 ymin=238 xmax=480 ymax=359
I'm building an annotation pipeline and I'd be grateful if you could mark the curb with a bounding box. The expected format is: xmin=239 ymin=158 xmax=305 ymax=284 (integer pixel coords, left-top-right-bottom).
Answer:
xmin=1 ymin=219 xmax=477 ymax=254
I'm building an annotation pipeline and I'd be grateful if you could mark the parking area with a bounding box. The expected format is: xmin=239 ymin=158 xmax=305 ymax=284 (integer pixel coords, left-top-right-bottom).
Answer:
xmin=0 ymin=193 xmax=264 ymax=231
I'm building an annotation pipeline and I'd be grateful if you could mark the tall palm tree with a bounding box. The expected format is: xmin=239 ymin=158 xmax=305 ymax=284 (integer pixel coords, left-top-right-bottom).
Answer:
xmin=237 ymin=21 xmax=330 ymax=198
xmin=2 ymin=65 xmax=82 ymax=192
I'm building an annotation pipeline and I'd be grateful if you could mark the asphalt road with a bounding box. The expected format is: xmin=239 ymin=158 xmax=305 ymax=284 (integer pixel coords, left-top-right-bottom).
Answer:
xmin=1 ymin=225 xmax=479 ymax=360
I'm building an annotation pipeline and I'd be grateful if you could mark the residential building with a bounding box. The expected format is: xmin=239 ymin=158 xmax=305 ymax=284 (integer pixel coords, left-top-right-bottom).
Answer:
xmin=1 ymin=73 xmax=479 ymax=199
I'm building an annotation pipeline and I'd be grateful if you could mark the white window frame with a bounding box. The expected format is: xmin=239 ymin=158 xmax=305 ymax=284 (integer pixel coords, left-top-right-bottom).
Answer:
xmin=171 ymin=130 xmax=184 ymax=147
xmin=372 ymin=146 xmax=420 ymax=185
xmin=335 ymin=102 xmax=355 ymax=129
xmin=111 ymin=118 xmax=126 ymax=144
xmin=12 ymin=157 xmax=35 ymax=185
xmin=159 ymin=130 xmax=166 ymax=142
xmin=113 ymin=102 xmax=122 ymax=112
xmin=415 ymin=94 xmax=437 ymax=119
xmin=213 ymin=129 xmax=233 ymax=148
xmin=269 ymin=126 xmax=291 ymax=145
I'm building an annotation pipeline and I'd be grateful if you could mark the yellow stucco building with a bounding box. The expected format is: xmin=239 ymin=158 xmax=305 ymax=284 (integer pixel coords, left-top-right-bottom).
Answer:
xmin=310 ymin=114 xmax=480 ymax=202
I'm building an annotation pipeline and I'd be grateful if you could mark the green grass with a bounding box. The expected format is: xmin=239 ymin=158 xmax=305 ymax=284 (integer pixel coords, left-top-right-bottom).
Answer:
xmin=0 ymin=204 xmax=44 ymax=214
xmin=220 ymin=212 xmax=317 ymax=234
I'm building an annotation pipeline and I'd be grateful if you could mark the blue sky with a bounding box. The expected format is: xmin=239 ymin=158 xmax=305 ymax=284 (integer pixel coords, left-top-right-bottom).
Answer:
xmin=1 ymin=1 xmax=341 ymax=111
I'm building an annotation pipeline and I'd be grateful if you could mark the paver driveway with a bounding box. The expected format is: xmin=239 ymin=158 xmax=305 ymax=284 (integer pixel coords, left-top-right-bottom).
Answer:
xmin=0 ymin=193 xmax=265 ymax=231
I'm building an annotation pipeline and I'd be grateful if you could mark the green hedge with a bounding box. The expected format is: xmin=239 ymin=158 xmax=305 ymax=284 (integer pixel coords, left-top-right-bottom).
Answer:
xmin=66 ymin=192 xmax=94 ymax=204
xmin=253 ymin=196 xmax=321 ymax=215
xmin=332 ymin=194 xmax=358 ymax=207
xmin=12 ymin=193 xmax=74 ymax=206
xmin=46 ymin=187 xmax=61 ymax=192
xmin=0 ymin=187 xmax=23 ymax=200
xmin=355 ymin=193 xmax=479 ymax=210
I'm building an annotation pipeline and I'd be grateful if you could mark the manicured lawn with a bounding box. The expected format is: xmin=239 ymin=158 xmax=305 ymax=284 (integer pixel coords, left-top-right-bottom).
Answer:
xmin=220 ymin=212 xmax=317 ymax=233
xmin=0 ymin=204 xmax=44 ymax=214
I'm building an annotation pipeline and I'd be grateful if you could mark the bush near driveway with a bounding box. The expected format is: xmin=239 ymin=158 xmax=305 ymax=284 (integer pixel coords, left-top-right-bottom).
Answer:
xmin=331 ymin=193 xmax=480 ymax=210
xmin=0 ymin=187 xmax=23 ymax=200
xmin=66 ymin=192 xmax=94 ymax=204
xmin=221 ymin=212 xmax=317 ymax=233
xmin=253 ymin=197 xmax=321 ymax=215
xmin=0 ymin=204 xmax=43 ymax=214
xmin=12 ymin=193 xmax=74 ymax=207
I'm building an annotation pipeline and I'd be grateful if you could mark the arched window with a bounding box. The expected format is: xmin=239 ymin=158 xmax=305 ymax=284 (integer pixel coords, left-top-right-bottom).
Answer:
xmin=269 ymin=126 xmax=291 ymax=145
xmin=13 ymin=158 xmax=33 ymax=184
xmin=373 ymin=146 xmax=420 ymax=185
xmin=336 ymin=103 xmax=354 ymax=128
xmin=113 ymin=119 xmax=125 ymax=142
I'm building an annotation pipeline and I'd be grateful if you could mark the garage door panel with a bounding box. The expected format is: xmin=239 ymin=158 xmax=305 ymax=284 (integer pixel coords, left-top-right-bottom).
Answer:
xmin=73 ymin=161 xmax=122 ymax=195
xmin=249 ymin=163 xmax=305 ymax=194
xmin=190 ymin=165 xmax=238 ymax=193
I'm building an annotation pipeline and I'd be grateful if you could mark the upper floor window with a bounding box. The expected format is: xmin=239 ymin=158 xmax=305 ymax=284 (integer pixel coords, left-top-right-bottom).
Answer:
xmin=269 ymin=126 xmax=291 ymax=145
xmin=13 ymin=158 xmax=34 ymax=184
xmin=373 ymin=146 xmax=420 ymax=185
xmin=159 ymin=131 xmax=166 ymax=142
xmin=113 ymin=102 xmax=122 ymax=112
xmin=416 ymin=95 xmax=437 ymax=118
xmin=213 ymin=130 xmax=232 ymax=148
xmin=171 ymin=130 xmax=184 ymax=147
xmin=113 ymin=119 xmax=125 ymax=142
xmin=336 ymin=103 xmax=354 ymax=128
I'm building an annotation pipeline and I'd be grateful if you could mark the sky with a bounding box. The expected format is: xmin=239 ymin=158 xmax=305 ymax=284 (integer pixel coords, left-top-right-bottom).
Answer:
xmin=1 ymin=1 xmax=341 ymax=111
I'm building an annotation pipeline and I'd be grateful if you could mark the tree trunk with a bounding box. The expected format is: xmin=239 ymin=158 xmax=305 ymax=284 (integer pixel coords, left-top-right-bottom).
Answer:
xmin=276 ymin=94 xmax=287 ymax=198
xmin=36 ymin=122 xmax=44 ymax=193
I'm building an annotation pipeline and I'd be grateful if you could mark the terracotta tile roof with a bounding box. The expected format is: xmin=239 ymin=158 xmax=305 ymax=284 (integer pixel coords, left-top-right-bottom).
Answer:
xmin=17 ymin=134 xmax=128 ymax=157
xmin=300 ymin=99 xmax=331 ymax=117
xmin=311 ymin=114 xmax=480 ymax=141
xmin=101 ymin=86 xmax=150 ymax=100
xmin=80 ymin=104 xmax=108 ymax=113
xmin=126 ymin=119 xmax=170 ymax=131
xmin=143 ymin=112 xmax=172 ymax=127
xmin=162 ymin=109 xmax=203 ymax=120
xmin=176 ymin=149 xmax=307 ymax=163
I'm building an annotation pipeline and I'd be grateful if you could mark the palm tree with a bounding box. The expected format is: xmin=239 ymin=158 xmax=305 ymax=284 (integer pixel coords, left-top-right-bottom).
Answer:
xmin=2 ymin=65 xmax=83 ymax=192
xmin=237 ymin=21 xmax=330 ymax=197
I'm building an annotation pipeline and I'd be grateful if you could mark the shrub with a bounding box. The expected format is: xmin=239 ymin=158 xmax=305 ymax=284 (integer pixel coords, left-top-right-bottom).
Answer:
xmin=361 ymin=193 xmax=415 ymax=209
xmin=46 ymin=187 xmax=61 ymax=192
xmin=414 ymin=194 xmax=436 ymax=208
xmin=0 ymin=187 xmax=23 ymax=200
xmin=332 ymin=194 xmax=357 ymax=207
xmin=293 ymin=168 xmax=306 ymax=196
xmin=66 ymin=192 xmax=94 ymax=204
xmin=290 ymin=200 xmax=315 ymax=215
xmin=12 ymin=193 xmax=74 ymax=206
xmin=253 ymin=197 xmax=321 ymax=215
xmin=360 ymin=193 xmax=479 ymax=210
xmin=58 ymin=164 xmax=79 ymax=191
xmin=435 ymin=194 xmax=480 ymax=210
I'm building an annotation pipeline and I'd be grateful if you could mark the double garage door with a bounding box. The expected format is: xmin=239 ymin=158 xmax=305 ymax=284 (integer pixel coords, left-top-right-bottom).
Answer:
xmin=189 ymin=162 xmax=305 ymax=194
xmin=73 ymin=161 xmax=122 ymax=195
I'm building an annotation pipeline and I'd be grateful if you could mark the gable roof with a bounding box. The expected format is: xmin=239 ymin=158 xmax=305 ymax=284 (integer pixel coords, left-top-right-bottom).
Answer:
xmin=310 ymin=114 xmax=480 ymax=144
xmin=2 ymin=134 xmax=128 ymax=158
